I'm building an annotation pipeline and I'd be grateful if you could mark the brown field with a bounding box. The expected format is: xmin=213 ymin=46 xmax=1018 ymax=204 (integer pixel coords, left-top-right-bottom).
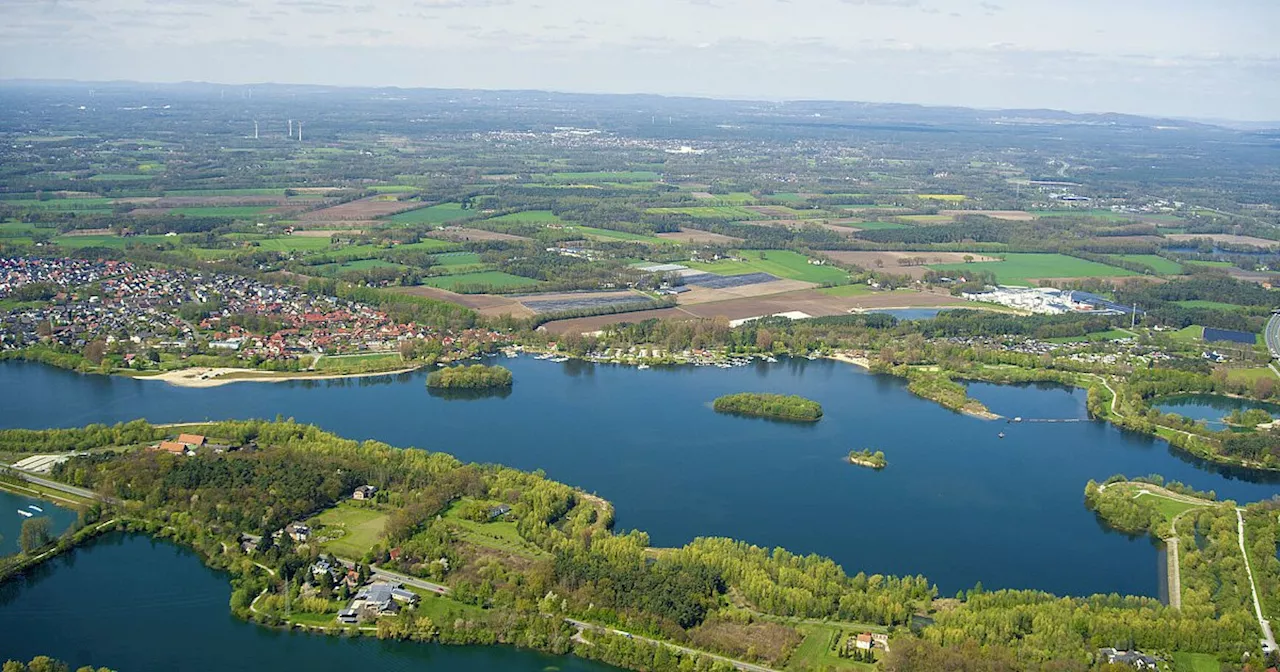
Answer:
xmin=941 ymin=210 xmax=1036 ymax=221
xmin=677 ymin=280 xmax=817 ymax=305
xmin=656 ymin=229 xmax=744 ymax=244
xmin=1167 ymin=234 xmax=1279 ymax=248
xmin=427 ymin=227 xmax=531 ymax=243
xmin=154 ymin=196 xmax=293 ymax=206
xmin=821 ymin=251 xmax=999 ymax=278
xmin=60 ymin=228 xmax=115 ymax=237
xmin=290 ymin=219 xmax=379 ymax=229
xmin=298 ymin=197 xmax=419 ymax=222
xmin=1225 ymin=268 xmax=1280 ymax=284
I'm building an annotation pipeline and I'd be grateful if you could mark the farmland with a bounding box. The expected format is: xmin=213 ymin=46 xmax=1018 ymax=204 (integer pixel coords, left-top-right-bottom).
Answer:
xmin=422 ymin=271 xmax=540 ymax=291
xmin=927 ymin=253 xmax=1138 ymax=285
xmin=684 ymin=250 xmax=849 ymax=284
xmin=387 ymin=202 xmax=473 ymax=224
xmin=488 ymin=210 xmax=562 ymax=223
xmin=645 ymin=206 xmax=762 ymax=219
xmin=1110 ymin=254 xmax=1186 ymax=275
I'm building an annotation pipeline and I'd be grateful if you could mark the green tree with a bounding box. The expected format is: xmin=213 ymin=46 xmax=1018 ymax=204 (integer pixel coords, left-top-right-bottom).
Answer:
xmin=19 ymin=517 xmax=52 ymax=554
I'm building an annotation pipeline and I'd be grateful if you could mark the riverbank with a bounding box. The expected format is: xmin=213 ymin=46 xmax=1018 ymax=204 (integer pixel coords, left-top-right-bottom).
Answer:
xmin=132 ymin=365 xmax=425 ymax=388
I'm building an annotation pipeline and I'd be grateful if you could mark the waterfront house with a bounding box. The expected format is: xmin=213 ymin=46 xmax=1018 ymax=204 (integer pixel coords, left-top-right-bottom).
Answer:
xmin=353 ymin=485 xmax=378 ymax=500
xmin=176 ymin=433 xmax=207 ymax=447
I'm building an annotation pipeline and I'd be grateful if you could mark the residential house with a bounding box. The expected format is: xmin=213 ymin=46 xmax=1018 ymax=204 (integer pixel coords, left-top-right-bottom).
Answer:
xmin=285 ymin=522 xmax=311 ymax=543
xmin=176 ymin=433 xmax=207 ymax=447
xmin=855 ymin=634 xmax=874 ymax=650
xmin=1099 ymin=648 xmax=1158 ymax=669
xmin=489 ymin=504 xmax=512 ymax=520
xmin=154 ymin=441 xmax=190 ymax=456
xmin=352 ymin=485 xmax=378 ymax=500
xmin=349 ymin=581 xmax=419 ymax=621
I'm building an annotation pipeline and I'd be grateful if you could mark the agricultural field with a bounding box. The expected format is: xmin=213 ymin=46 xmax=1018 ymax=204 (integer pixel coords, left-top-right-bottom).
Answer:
xmin=899 ymin=214 xmax=953 ymax=224
xmin=1111 ymin=254 xmax=1185 ymax=275
xmin=387 ymin=202 xmax=473 ymax=224
xmin=308 ymin=502 xmax=389 ymax=558
xmin=645 ymin=206 xmax=761 ymax=219
xmin=546 ymin=170 xmax=661 ymax=181
xmin=87 ymin=173 xmax=152 ymax=181
xmin=223 ymin=234 xmax=336 ymax=252
xmin=927 ymin=253 xmax=1137 ymax=285
xmin=164 ymin=188 xmax=289 ymax=197
xmin=165 ymin=206 xmax=273 ymax=218
xmin=315 ymin=259 xmax=409 ymax=275
xmin=422 ymin=271 xmax=539 ymax=290
xmin=569 ymin=226 xmax=670 ymax=243
xmin=917 ymin=194 xmax=967 ymax=202
xmin=846 ymin=221 xmax=908 ymax=231
xmin=685 ymin=250 xmax=849 ymax=284
xmin=818 ymin=284 xmax=874 ymax=297
xmin=433 ymin=252 xmax=483 ymax=267
xmin=51 ymin=234 xmax=172 ymax=249
xmin=488 ymin=210 xmax=562 ymax=223
xmin=1175 ymin=300 xmax=1245 ymax=311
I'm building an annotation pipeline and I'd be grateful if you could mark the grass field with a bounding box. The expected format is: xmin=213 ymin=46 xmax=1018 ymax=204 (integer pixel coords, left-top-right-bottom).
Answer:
xmin=387 ymin=202 xmax=472 ymax=224
xmin=1168 ymin=325 xmax=1205 ymax=342
xmin=1170 ymin=652 xmax=1220 ymax=672
xmin=848 ymin=221 xmax=909 ymax=230
xmin=917 ymin=194 xmax=967 ymax=202
xmin=685 ymin=250 xmax=849 ymax=284
xmin=1226 ymin=367 xmax=1278 ymax=386
xmin=422 ymin=271 xmax=539 ymax=290
xmin=310 ymin=502 xmax=389 ymax=558
xmin=548 ymin=170 xmax=661 ymax=181
xmin=88 ymin=173 xmax=152 ymax=181
xmin=316 ymin=259 xmax=408 ymax=274
xmin=569 ymin=226 xmax=670 ymax=243
xmin=409 ymin=590 xmax=488 ymax=620
xmin=1175 ymin=300 xmax=1245 ymax=311
xmin=164 ymin=188 xmax=288 ymax=197
xmin=818 ymin=284 xmax=874 ymax=297
xmin=489 ymin=210 xmax=562 ymax=223
xmin=787 ymin=624 xmax=876 ymax=671
xmin=900 ymin=214 xmax=954 ymax=223
xmin=1182 ymin=260 xmax=1237 ymax=269
xmin=314 ymin=352 xmax=403 ymax=372
xmin=166 ymin=206 xmax=273 ymax=218
xmin=368 ymin=185 xmax=419 ymax=193
xmin=928 ymin=253 xmax=1137 ymax=285
xmin=223 ymin=235 xmax=335 ymax=252
xmin=51 ymin=234 xmax=171 ymax=249
xmin=442 ymin=499 xmax=548 ymax=559
xmin=433 ymin=252 xmax=483 ymax=266
xmin=645 ymin=206 xmax=761 ymax=220
xmin=1133 ymin=491 xmax=1206 ymax=523
xmin=1112 ymin=254 xmax=1185 ymax=275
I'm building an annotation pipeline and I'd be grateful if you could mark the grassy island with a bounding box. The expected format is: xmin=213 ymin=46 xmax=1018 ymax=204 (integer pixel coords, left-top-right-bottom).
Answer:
xmin=712 ymin=393 xmax=823 ymax=422
xmin=848 ymin=449 xmax=887 ymax=469
xmin=426 ymin=364 xmax=513 ymax=389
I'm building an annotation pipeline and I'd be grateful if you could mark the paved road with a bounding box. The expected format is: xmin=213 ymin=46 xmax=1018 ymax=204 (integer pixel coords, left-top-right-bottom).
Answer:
xmin=8 ymin=469 xmax=115 ymax=504
xmin=1266 ymin=313 xmax=1280 ymax=360
xmin=565 ymin=618 xmax=782 ymax=672
xmin=1236 ymin=509 xmax=1277 ymax=653
xmin=334 ymin=557 xmax=451 ymax=595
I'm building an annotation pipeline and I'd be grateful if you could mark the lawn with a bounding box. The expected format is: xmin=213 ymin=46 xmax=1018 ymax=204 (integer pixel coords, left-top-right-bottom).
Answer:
xmin=569 ymin=226 xmax=670 ymax=244
xmin=314 ymin=352 xmax=404 ymax=373
xmin=1133 ymin=491 xmax=1206 ymax=524
xmin=409 ymin=590 xmax=488 ymax=620
xmin=927 ymin=253 xmax=1137 ymax=285
xmin=489 ymin=210 xmax=562 ymax=223
xmin=166 ymin=206 xmax=272 ymax=218
xmin=1226 ymin=367 xmax=1278 ymax=386
xmin=387 ymin=202 xmax=472 ymax=224
xmin=1170 ymin=652 xmax=1222 ymax=672
xmin=310 ymin=502 xmax=389 ymax=558
xmin=787 ymin=624 xmax=877 ymax=672
xmin=1175 ymin=300 xmax=1244 ymax=311
xmin=1168 ymin=325 xmax=1205 ymax=342
xmin=686 ymin=250 xmax=849 ymax=284
xmin=422 ymin=271 xmax=539 ymax=290
xmin=1112 ymin=254 xmax=1185 ymax=275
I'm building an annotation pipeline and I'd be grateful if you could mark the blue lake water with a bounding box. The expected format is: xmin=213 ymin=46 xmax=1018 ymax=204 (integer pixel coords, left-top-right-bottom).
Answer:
xmin=0 ymin=531 xmax=619 ymax=672
xmin=2 ymin=358 xmax=1278 ymax=598
xmin=0 ymin=489 xmax=78 ymax=555
xmin=1155 ymin=394 xmax=1280 ymax=429
xmin=867 ymin=308 xmax=957 ymax=320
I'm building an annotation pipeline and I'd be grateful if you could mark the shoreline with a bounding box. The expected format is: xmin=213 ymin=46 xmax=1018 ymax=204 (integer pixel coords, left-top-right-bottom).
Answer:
xmin=134 ymin=365 xmax=424 ymax=388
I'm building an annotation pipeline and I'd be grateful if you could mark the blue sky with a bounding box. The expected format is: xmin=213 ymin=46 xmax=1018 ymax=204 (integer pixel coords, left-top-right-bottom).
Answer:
xmin=1 ymin=0 xmax=1277 ymax=120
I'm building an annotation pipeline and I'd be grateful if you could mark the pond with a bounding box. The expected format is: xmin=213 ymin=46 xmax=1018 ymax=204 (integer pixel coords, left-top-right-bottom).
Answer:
xmin=1154 ymin=394 xmax=1280 ymax=429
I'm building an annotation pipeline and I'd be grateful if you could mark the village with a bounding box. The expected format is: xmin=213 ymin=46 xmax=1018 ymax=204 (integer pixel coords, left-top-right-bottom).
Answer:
xmin=0 ymin=257 xmax=503 ymax=367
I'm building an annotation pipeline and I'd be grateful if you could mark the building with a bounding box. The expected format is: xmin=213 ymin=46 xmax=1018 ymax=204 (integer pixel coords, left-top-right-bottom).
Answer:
xmin=1099 ymin=648 xmax=1158 ymax=669
xmin=352 ymin=485 xmax=378 ymax=500
xmin=489 ymin=504 xmax=512 ymax=520
xmin=176 ymin=433 xmax=207 ymax=447
xmin=285 ymin=522 xmax=311 ymax=543
xmin=154 ymin=441 xmax=190 ymax=455
xmin=855 ymin=634 xmax=874 ymax=650
xmin=348 ymin=582 xmax=420 ymax=621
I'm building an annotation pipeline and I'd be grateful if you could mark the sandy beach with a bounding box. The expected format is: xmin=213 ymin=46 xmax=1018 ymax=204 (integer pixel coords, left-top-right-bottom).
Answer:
xmin=136 ymin=366 xmax=423 ymax=388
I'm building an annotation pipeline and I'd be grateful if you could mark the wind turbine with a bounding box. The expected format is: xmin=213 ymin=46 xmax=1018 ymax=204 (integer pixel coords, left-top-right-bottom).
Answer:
xmin=288 ymin=119 xmax=294 ymax=137
xmin=253 ymin=120 xmax=259 ymax=140
xmin=297 ymin=121 xmax=303 ymax=142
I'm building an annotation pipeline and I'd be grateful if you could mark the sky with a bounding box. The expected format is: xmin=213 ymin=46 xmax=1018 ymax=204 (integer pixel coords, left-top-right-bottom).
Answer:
xmin=1 ymin=0 xmax=1278 ymax=121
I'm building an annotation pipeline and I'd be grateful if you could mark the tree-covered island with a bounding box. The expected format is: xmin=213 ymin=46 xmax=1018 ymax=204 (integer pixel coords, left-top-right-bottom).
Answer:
xmin=848 ymin=449 xmax=887 ymax=469
xmin=712 ymin=393 xmax=823 ymax=422
xmin=426 ymin=364 xmax=514 ymax=389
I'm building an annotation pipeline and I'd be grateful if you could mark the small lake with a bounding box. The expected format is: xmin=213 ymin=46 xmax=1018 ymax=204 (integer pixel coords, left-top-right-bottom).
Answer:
xmin=0 ymin=488 xmax=78 ymax=555
xmin=0 ymin=532 xmax=620 ymax=672
xmin=1154 ymin=394 xmax=1280 ymax=429
xmin=867 ymin=308 xmax=958 ymax=320
xmin=3 ymin=358 xmax=1279 ymax=598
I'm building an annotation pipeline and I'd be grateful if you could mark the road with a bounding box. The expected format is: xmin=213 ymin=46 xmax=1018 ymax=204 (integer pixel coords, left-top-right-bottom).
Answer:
xmin=333 ymin=557 xmax=451 ymax=596
xmin=1266 ymin=313 xmax=1280 ymax=360
xmin=1236 ymin=508 xmax=1277 ymax=653
xmin=8 ymin=469 xmax=114 ymax=504
xmin=565 ymin=618 xmax=782 ymax=672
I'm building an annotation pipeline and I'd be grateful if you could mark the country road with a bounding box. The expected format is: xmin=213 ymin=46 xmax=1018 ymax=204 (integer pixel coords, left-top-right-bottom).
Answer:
xmin=1236 ymin=509 xmax=1277 ymax=653
xmin=565 ymin=618 xmax=783 ymax=672
xmin=1266 ymin=313 xmax=1280 ymax=360
xmin=8 ymin=469 xmax=114 ymax=503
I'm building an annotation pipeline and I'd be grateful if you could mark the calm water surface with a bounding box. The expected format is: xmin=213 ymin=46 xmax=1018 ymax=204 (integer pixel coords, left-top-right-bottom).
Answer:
xmin=2 ymin=358 xmax=1278 ymax=597
xmin=1155 ymin=393 xmax=1280 ymax=429
xmin=0 ymin=490 xmax=77 ymax=555
xmin=866 ymin=308 xmax=957 ymax=320
xmin=0 ymin=532 xmax=619 ymax=672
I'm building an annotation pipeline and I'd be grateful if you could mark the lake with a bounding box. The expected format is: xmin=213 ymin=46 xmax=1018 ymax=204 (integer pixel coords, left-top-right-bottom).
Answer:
xmin=867 ymin=308 xmax=957 ymax=320
xmin=0 ymin=531 xmax=619 ymax=672
xmin=2 ymin=358 xmax=1279 ymax=598
xmin=0 ymin=489 xmax=78 ymax=555
xmin=1155 ymin=394 xmax=1280 ymax=429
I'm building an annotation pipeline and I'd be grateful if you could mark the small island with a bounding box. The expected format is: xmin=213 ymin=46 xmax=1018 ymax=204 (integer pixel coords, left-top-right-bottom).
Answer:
xmin=712 ymin=392 xmax=823 ymax=422
xmin=848 ymin=449 xmax=887 ymax=469
xmin=426 ymin=364 xmax=514 ymax=389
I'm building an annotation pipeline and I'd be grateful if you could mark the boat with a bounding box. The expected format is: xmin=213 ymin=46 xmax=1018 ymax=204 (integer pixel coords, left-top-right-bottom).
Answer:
xmin=17 ymin=510 xmax=33 ymax=517
xmin=27 ymin=505 xmax=43 ymax=512
xmin=637 ymin=364 xmax=650 ymax=370
xmin=998 ymin=432 xmax=1005 ymax=439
